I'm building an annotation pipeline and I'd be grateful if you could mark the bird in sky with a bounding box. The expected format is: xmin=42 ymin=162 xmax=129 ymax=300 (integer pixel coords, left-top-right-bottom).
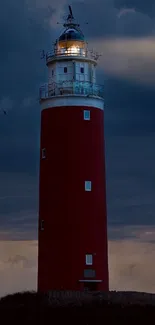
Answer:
xmin=0 ymin=108 xmax=7 ymax=115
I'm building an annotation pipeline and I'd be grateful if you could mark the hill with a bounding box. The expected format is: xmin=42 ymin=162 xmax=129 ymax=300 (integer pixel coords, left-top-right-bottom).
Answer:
xmin=0 ymin=290 xmax=155 ymax=324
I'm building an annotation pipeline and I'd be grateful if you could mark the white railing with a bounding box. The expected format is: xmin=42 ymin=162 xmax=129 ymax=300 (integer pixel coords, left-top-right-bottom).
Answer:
xmin=39 ymin=81 xmax=104 ymax=100
xmin=46 ymin=48 xmax=98 ymax=63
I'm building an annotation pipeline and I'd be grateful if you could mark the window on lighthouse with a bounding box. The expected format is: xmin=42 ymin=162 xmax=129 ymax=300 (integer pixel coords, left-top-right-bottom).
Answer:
xmin=85 ymin=181 xmax=92 ymax=191
xmin=86 ymin=254 xmax=93 ymax=265
xmin=41 ymin=220 xmax=44 ymax=231
xmin=84 ymin=110 xmax=90 ymax=120
xmin=42 ymin=148 xmax=46 ymax=159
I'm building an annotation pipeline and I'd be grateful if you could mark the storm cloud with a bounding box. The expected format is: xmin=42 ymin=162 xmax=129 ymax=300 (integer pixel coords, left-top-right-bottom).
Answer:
xmin=0 ymin=0 xmax=155 ymax=293
xmin=114 ymin=0 xmax=155 ymax=17
xmin=0 ymin=0 xmax=154 ymax=229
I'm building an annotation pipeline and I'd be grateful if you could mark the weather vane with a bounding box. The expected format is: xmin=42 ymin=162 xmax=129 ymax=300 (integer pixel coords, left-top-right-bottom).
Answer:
xmin=67 ymin=5 xmax=74 ymax=21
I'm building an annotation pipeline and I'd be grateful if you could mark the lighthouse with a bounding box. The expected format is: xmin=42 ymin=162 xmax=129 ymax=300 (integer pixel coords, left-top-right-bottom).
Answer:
xmin=38 ymin=6 xmax=109 ymax=292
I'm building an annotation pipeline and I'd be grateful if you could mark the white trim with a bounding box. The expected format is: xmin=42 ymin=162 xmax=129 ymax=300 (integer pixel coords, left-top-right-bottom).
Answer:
xmin=79 ymin=280 xmax=103 ymax=282
xmin=46 ymin=55 xmax=97 ymax=66
xmin=40 ymin=95 xmax=104 ymax=111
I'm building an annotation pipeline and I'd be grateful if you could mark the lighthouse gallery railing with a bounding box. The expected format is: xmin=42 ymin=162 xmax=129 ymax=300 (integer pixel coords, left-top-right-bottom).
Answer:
xmin=39 ymin=81 xmax=104 ymax=100
xmin=46 ymin=48 xmax=98 ymax=62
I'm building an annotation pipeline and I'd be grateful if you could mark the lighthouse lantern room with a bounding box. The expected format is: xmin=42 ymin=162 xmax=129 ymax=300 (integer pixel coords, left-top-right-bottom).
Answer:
xmin=38 ymin=5 xmax=109 ymax=292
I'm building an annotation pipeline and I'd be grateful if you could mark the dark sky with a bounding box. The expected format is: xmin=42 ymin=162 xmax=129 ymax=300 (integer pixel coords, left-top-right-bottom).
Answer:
xmin=0 ymin=0 xmax=155 ymax=241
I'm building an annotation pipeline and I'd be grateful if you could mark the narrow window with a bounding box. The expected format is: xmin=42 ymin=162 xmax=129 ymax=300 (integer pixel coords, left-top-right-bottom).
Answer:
xmin=64 ymin=67 xmax=67 ymax=73
xmin=84 ymin=110 xmax=90 ymax=120
xmin=41 ymin=220 xmax=44 ymax=231
xmin=42 ymin=148 xmax=46 ymax=159
xmin=86 ymin=254 xmax=93 ymax=265
xmin=81 ymin=67 xmax=84 ymax=73
xmin=85 ymin=181 xmax=92 ymax=191
xmin=52 ymin=69 xmax=54 ymax=76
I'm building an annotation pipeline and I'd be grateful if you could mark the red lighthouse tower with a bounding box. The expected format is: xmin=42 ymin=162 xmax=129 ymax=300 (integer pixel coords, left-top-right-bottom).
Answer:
xmin=38 ymin=6 xmax=109 ymax=292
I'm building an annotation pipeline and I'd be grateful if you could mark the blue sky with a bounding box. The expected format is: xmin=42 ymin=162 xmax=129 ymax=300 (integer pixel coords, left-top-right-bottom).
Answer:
xmin=0 ymin=0 xmax=155 ymax=296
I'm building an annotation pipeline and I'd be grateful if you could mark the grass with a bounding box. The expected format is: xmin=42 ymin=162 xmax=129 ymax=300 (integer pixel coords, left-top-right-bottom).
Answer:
xmin=0 ymin=290 xmax=155 ymax=324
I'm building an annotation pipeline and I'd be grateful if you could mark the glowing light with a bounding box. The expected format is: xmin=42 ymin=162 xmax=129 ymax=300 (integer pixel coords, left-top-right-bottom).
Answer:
xmin=65 ymin=45 xmax=80 ymax=55
xmin=57 ymin=44 xmax=86 ymax=57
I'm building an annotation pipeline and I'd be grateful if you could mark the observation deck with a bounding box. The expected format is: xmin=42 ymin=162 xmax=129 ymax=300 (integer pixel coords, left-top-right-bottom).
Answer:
xmin=39 ymin=81 xmax=104 ymax=101
xmin=46 ymin=47 xmax=99 ymax=65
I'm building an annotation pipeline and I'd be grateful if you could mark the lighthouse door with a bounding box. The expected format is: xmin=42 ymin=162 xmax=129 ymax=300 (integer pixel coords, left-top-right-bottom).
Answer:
xmin=84 ymin=281 xmax=97 ymax=291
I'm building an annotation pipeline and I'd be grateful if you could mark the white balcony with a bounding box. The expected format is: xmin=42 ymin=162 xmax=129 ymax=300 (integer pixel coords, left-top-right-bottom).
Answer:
xmin=39 ymin=81 xmax=104 ymax=100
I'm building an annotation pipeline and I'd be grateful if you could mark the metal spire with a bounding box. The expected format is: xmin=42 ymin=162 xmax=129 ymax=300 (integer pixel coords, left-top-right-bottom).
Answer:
xmin=67 ymin=5 xmax=74 ymax=21
xmin=64 ymin=5 xmax=80 ymax=28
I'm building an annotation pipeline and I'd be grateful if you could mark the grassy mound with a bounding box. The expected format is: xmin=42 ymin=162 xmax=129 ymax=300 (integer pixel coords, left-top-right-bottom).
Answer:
xmin=0 ymin=290 xmax=155 ymax=324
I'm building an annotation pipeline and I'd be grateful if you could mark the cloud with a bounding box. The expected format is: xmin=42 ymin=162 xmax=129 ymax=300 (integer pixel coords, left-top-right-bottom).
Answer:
xmin=91 ymin=37 xmax=155 ymax=86
xmin=1 ymin=235 xmax=155 ymax=297
xmin=109 ymin=239 xmax=155 ymax=292
xmin=22 ymin=97 xmax=37 ymax=109
xmin=109 ymin=225 xmax=155 ymax=242
xmin=117 ymin=8 xmax=136 ymax=18
xmin=0 ymin=0 xmax=154 ymax=160
xmin=0 ymin=0 xmax=154 ymax=256
xmin=105 ymin=134 xmax=155 ymax=228
xmin=0 ymin=240 xmax=37 ymax=297
xmin=114 ymin=0 xmax=155 ymax=17
xmin=0 ymin=97 xmax=13 ymax=114
xmin=0 ymin=173 xmax=38 ymax=240
xmin=0 ymin=196 xmax=32 ymax=201
xmin=0 ymin=125 xmax=155 ymax=240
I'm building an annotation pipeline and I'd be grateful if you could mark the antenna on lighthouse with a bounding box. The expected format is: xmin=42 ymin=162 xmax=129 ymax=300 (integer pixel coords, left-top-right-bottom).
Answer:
xmin=57 ymin=5 xmax=88 ymax=33
xmin=68 ymin=5 xmax=74 ymax=21
xmin=63 ymin=5 xmax=80 ymax=28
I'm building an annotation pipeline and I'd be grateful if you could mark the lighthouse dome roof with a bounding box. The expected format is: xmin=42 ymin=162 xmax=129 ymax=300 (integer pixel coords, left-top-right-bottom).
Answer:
xmin=59 ymin=27 xmax=84 ymax=42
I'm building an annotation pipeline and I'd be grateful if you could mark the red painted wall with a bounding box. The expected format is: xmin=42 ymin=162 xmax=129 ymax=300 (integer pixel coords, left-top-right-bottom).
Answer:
xmin=38 ymin=105 xmax=109 ymax=292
